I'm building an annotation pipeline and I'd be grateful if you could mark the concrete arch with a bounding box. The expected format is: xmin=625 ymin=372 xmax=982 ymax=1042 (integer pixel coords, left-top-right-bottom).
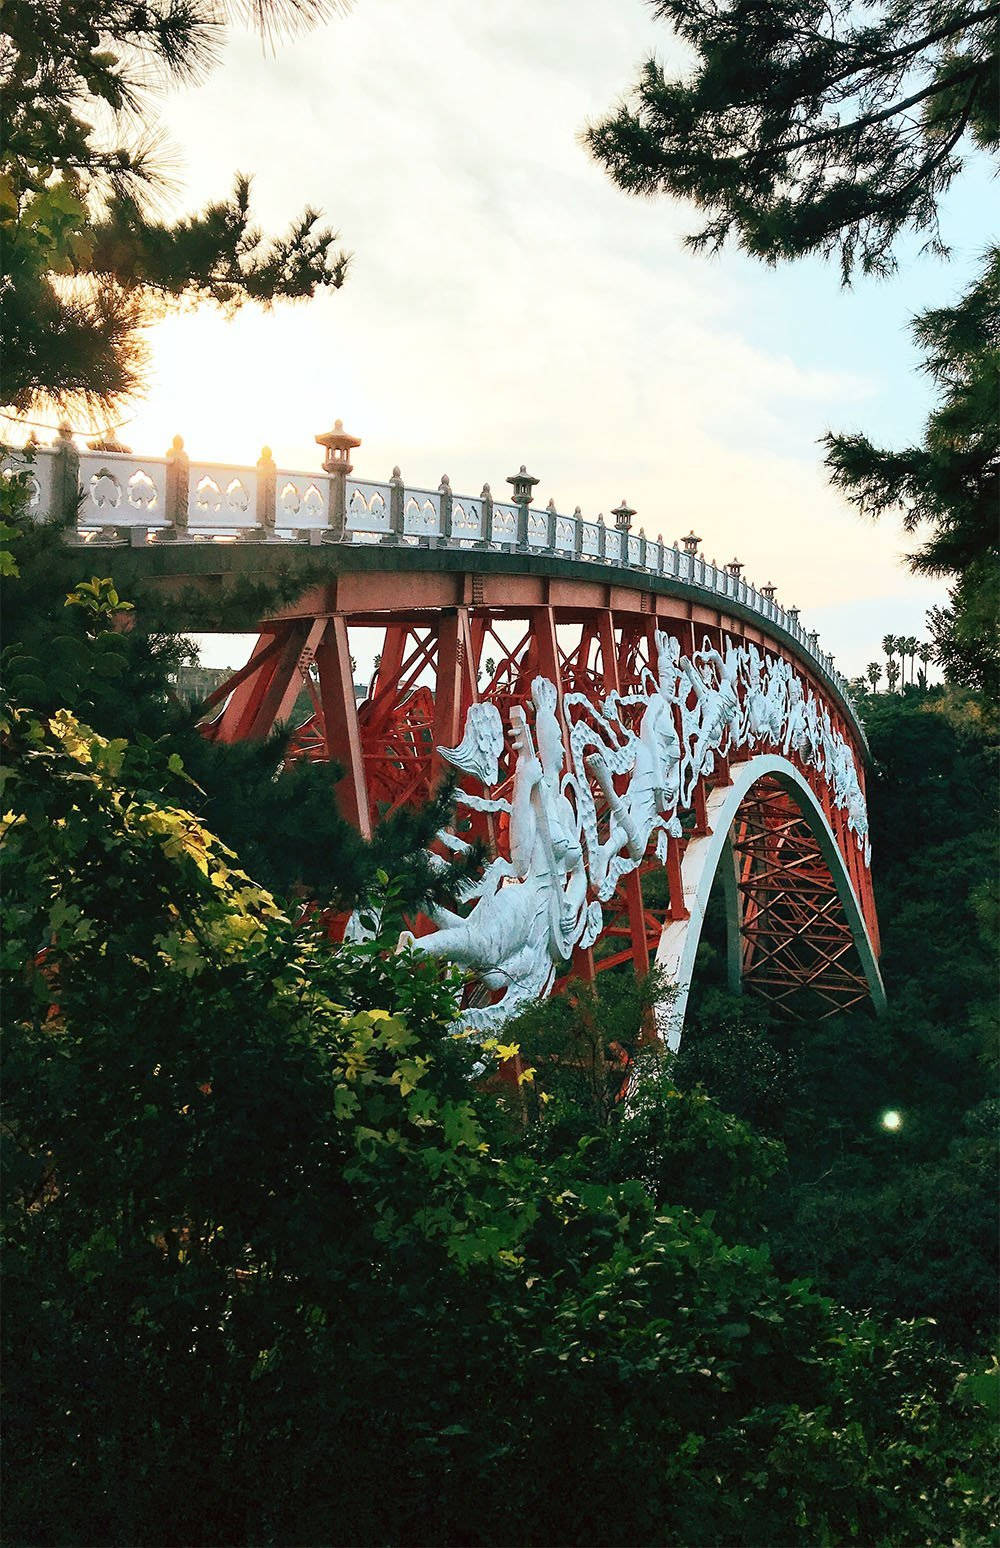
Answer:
xmin=654 ymin=755 xmax=886 ymax=1048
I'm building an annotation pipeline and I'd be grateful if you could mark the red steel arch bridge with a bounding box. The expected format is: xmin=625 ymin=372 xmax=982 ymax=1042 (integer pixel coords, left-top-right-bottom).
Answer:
xmin=12 ymin=423 xmax=885 ymax=1040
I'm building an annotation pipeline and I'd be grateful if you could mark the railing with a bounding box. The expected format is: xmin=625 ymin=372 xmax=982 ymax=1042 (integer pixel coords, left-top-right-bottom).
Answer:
xmin=3 ymin=434 xmax=851 ymax=704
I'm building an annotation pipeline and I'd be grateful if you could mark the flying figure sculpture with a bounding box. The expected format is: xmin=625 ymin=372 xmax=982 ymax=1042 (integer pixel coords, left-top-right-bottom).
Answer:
xmin=400 ymin=678 xmax=599 ymax=1030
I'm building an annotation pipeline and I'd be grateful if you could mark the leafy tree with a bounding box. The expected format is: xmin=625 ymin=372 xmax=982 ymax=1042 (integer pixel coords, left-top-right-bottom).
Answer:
xmin=1 ymin=0 xmax=350 ymax=418
xmin=586 ymin=0 xmax=998 ymax=279
xmin=0 ymin=465 xmax=475 ymax=914
xmin=675 ymin=687 xmax=998 ymax=1350
xmin=826 ymin=254 xmax=1000 ymax=698
xmin=3 ymin=699 xmax=996 ymax=1546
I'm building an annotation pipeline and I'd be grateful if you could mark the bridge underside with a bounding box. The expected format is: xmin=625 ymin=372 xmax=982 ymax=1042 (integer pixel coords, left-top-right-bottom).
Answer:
xmin=198 ymin=588 xmax=882 ymax=1034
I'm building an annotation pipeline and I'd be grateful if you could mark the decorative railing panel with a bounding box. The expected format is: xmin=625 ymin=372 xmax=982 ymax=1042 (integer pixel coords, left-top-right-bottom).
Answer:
xmin=275 ymin=470 xmax=329 ymax=529
xmin=3 ymin=438 xmax=855 ymax=706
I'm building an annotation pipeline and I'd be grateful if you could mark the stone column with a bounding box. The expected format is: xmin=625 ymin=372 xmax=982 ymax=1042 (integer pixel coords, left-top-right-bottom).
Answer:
xmin=52 ymin=422 xmax=80 ymax=525
xmin=479 ymin=483 xmax=493 ymax=547
xmin=165 ymin=435 xmax=189 ymax=536
xmin=439 ymin=474 xmax=453 ymax=542
xmin=256 ymin=445 xmax=276 ymax=537
xmin=388 ymin=466 xmax=405 ymax=543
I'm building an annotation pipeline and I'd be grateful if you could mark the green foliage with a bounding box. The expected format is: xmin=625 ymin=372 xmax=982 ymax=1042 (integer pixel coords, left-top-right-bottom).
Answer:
xmin=674 ymin=687 xmax=998 ymax=1350
xmin=0 ymin=469 xmax=475 ymax=912
xmin=587 ymin=0 xmax=998 ymax=279
xmin=825 ymin=251 xmax=1000 ymax=698
xmin=3 ymin=702 xmax=996 ymax=1545
xmin=2 ymin=0 xmax=349 ymax=416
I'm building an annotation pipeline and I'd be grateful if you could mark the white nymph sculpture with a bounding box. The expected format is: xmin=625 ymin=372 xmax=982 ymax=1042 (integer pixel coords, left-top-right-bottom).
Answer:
xmin=399 ymin=636 xmax=872 ymax=1032
xmin=399 ymin=677 xmax=600 ymax=1030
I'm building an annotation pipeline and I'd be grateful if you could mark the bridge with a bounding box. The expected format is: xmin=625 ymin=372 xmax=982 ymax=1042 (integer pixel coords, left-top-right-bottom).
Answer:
xmin=9 ymin=421 xmax=885 ymax=1039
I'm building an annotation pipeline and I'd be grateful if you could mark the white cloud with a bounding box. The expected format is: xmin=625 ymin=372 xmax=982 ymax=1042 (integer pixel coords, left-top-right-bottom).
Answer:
xmin=120 ymin=0 xmax=947 ymax=673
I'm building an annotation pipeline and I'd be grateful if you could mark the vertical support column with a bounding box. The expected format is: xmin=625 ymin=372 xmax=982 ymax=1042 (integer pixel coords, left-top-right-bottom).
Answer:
xmin=597 ymin=608 xmax=650 ymax=975
xmin=315 ymin=615 xmax=372 ymax=839
xmin=720 ymin=833 xmax=744 ymax=995
xmin=432 ymin=607 xmax=475 ymax=776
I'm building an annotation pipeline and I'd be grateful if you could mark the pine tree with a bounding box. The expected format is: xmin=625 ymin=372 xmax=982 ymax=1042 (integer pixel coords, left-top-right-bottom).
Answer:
xmin=586 ymin=1 xmax=998 ymax=279
xmin=826 ymin=255 xmax=999 ymax=698
xmin=1 ymin=0 xmax=350 ymax=421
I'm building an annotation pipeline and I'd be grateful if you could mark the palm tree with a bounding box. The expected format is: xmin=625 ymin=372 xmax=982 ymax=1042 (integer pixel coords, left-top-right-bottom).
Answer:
xmin=918 ymin=642 xmax=932 ymax=687
xmin=886 ymin=657 xmax=900 ymax=692
xmin=882 ymin=632 xmax=897 ymax=669
xmin=906 ymin=636 xmax=919 ymax=684
xmin=866 ymin=661 xmax=883 ymax=694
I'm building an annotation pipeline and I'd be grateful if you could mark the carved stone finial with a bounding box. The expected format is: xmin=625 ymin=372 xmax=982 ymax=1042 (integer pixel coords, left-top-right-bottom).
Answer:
xmin=170 ymin=434 xmax=185 ymax=454
xmin=439 ymin=473 xmax=451 ymax=491
xmin=573 ymin=505 xmax=582 ymax=517
xmin=481 ymin=482 xmax=491 ymax=496
xmin=597 ymin=512 xmax=605 ymax=525
xmin=258 ymin=445 xmax=275 ymax=467
xmin=391 ymin=465 xmax=402 ymax=482
xmin=546 ymin=497 xmax=557 ymax=512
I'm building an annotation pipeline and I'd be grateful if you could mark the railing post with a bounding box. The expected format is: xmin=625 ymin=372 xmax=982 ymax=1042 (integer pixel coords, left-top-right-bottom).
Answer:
xmin=573 ymin=506 xmax=584 ymax=558
xmin=52 ymin=423 xmax=80 ymax=525
xmin=164 ymin=434 xmax=189 ymax=537
xmin=479 ymin=483 xmax=493 ymax=547
xmin=256 ymin=445 xmax=276 ymax=537
xmin=596 ymin=512 xmax=606 ymax=561
xmin=388 ymin=466 xmax=405 ymax=543
xmin=546 ymin=497 xmax=557 ymax=550
xmin=638 ymin=527 xmax=647 ymax=569
xmin=439 ymin=474 xmax=453 ymax=543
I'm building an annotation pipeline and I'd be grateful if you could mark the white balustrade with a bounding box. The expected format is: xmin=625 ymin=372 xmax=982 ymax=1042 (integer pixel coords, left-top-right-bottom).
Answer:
xmin=6 ymin=435 xmax=856 ymax=702
xmin=187 ymin=463 xmax=258 ymax=529
xmin=402 ymin=487 xmax=442 ymax=542
xmin=80 ymin=451 xmax=170 ymax=528
xmin=275 ymin=469 xmax=330 ymax=530
xmin=490 ymin=501 xmax=518 ymax=547
xmin=451 ymin=497 xmax=485 ymax=545
xmin=347 ymin=480 xmax=392 ymax=540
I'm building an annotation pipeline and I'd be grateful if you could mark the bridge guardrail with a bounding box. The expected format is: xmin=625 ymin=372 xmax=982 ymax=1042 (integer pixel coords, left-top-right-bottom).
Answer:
xmin=3 ymin=434 xmax=851 ymax=706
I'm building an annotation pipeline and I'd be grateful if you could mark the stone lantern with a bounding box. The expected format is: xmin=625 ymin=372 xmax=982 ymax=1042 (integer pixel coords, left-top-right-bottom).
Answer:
xmin=787 ymin=606 xmax=800 ymax=625
xmin=315 ymin=418 xmax=361 ymax=537
xmin=760 ymin=582 xmax=777 ymax=602
xmin=807 ymin=630 xmax=820 ymax=650
xmin=507 ymin=464 xmax=539 ymax=503
xmin=681 ymin=529 xmax=701 ymax=556
xmin=316 ymin=417 xmax=361 ymax=476
xmin=612 ymin=498 xmax=636 ymax=533
xmin=725 ymin=557 xmax=743 ymax=578
xmin=507 ymin=464 xmax=539 ymax=546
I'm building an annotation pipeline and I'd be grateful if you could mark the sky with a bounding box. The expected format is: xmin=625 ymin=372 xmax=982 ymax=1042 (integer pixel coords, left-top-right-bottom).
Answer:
xmin=23 ymin=0 xmax=997 ymax=676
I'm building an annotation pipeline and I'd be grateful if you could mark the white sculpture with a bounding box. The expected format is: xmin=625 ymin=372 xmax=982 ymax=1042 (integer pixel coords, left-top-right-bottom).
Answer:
xmin=401 ymin=635 xmax=871 ymax=1031
xmin=400 ymin=678 xmax=598 ymax=1031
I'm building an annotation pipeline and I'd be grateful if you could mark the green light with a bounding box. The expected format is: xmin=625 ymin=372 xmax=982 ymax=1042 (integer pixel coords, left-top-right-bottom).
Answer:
xmin=880 ymin=1109 xmax=903 ymax=1132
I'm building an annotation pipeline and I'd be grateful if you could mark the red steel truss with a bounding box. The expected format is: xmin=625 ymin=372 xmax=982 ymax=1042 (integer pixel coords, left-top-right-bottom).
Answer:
xmin=732 ymin=778 xmax=874 ymax=1020
xmin=200 ymin=580 xmax=879 ymax=1020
